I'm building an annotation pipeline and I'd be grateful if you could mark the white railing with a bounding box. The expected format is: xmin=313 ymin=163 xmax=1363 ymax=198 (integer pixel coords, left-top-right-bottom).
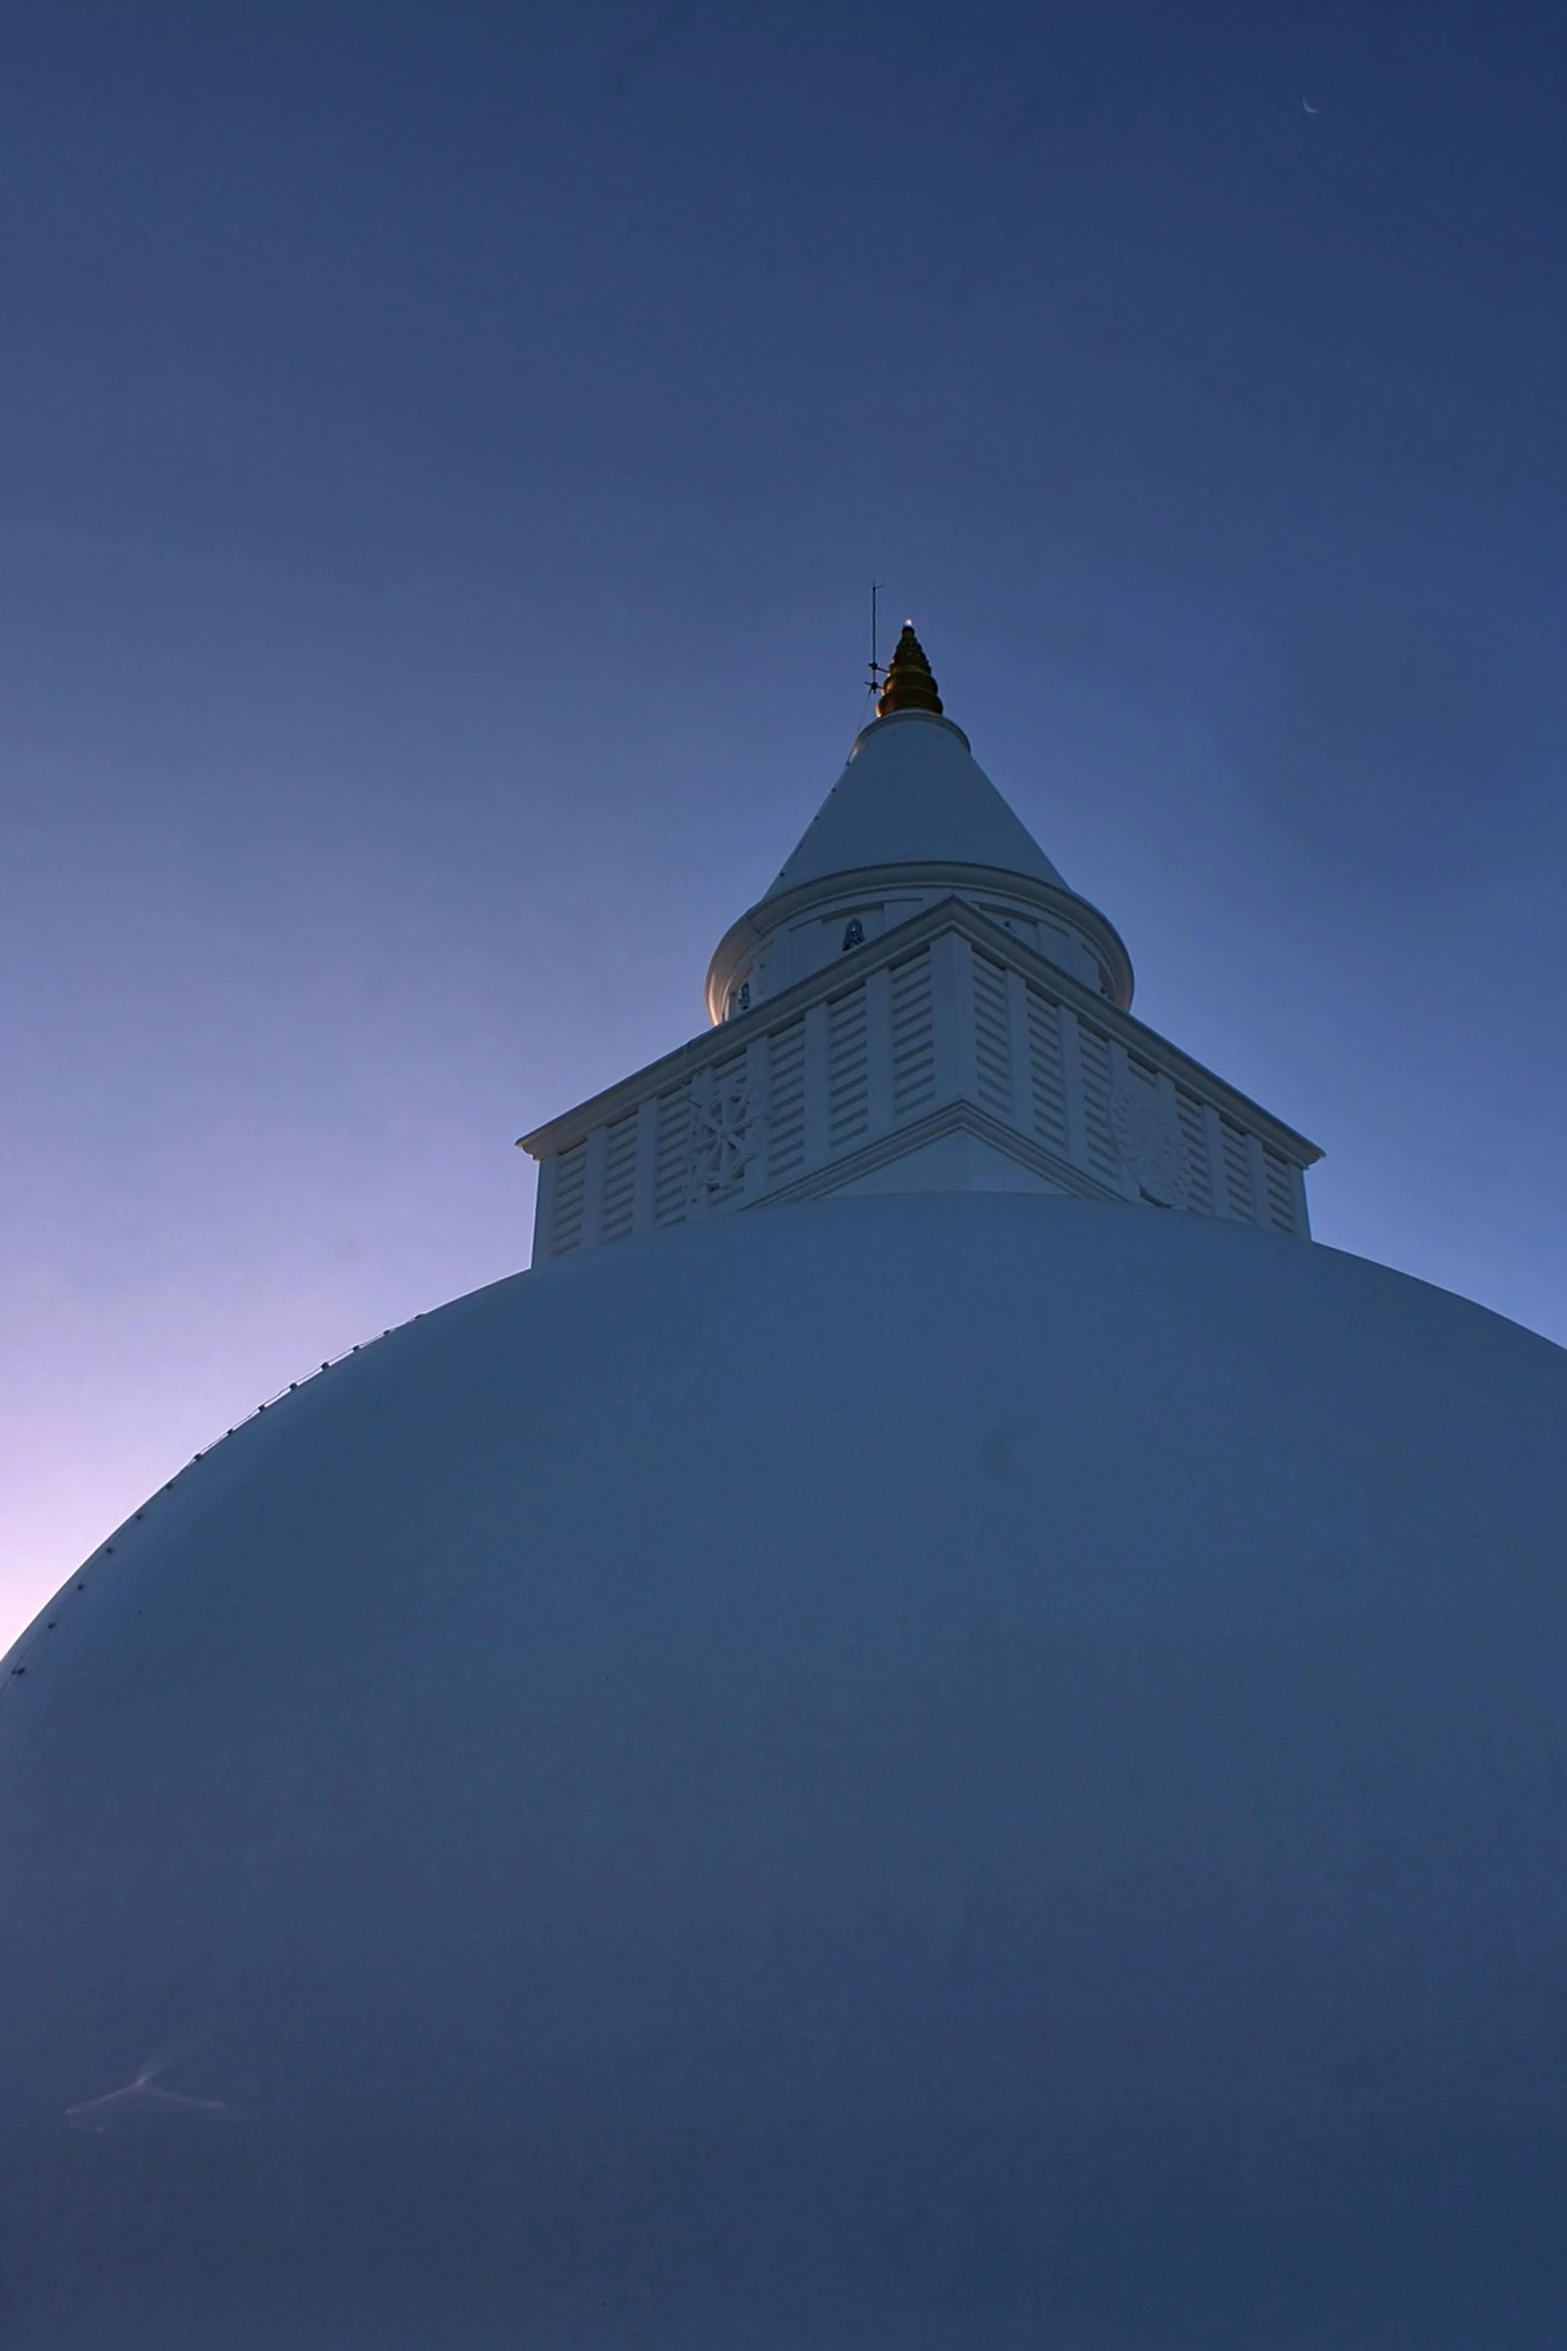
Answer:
xmin=523 ymin=901 xmax=1317 ymax=1265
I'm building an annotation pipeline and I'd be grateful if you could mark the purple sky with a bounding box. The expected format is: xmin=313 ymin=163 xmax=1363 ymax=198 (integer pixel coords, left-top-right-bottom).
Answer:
xmin=4 ymin=0 xmax=1566 ymax=1648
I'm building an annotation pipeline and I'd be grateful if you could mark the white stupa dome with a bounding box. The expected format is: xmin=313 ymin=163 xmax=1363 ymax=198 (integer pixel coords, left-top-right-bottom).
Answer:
xmin=4 ymin=636 xmax=1565 ymax=2347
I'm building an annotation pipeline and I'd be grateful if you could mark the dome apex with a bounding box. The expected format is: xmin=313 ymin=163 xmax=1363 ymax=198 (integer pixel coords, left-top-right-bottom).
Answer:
xmin=876 ymin=621 xmax=943 ymax=716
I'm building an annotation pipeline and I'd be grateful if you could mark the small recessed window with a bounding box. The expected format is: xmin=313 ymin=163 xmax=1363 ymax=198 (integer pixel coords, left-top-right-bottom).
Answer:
xmin=841 ymin=918 xmax=865 ymax=951
xmin=729 ymin=979 xmax=751 ymax=1017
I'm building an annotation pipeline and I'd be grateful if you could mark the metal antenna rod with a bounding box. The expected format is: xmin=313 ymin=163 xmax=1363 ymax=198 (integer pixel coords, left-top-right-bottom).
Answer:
xmin=868 ymin=580 xmax=886 ymax=695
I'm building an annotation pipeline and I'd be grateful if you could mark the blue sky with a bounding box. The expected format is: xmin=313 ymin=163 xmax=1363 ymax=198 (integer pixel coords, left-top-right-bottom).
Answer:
xmin=3 ymin=0 xmax=1565 ymax=1642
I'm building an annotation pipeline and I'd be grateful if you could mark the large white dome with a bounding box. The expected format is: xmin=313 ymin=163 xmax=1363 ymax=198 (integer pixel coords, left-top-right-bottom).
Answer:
xmin=3 ymin=1193 xmax=1566 ymax=2346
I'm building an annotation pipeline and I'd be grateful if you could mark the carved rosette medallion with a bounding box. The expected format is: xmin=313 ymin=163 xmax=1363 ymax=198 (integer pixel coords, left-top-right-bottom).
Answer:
xmin=686 ymin=1068 xmax=765 ymax=1205
xmin=1110 ymin=1070 xmax=1190 ymax=1209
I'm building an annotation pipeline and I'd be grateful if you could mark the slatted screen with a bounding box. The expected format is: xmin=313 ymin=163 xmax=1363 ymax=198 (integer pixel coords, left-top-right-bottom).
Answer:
xmin=550 ymin=1141 xmax=588 ymax=1255
xmin=600 ymin=1115 xmax=639 ymax=1243
xmin=1175 ymin=1091 xmax=1213 ymax=1214
xmin=889 ymin=952 xmax=936 ymax=1118
xmin=1262 ymin=1148 xmax=1297 ymax=1234
xmin=1025 ymin=986 xmax=1069 ymax=1155
xmin=652 ymin=1087 xmax=692 ymax=1226
xmin=1220 ymin=1119 xmax=1257 ymax=1221
xmin=971 ymin=950 xmax=1013 ymax=1118
xmin=766 ymin=1020 xmax=806 ymax=1178
xmin=827 ymin=987 xmax=869 ymax=1150
xmin=1076 ymin=1022 xmax=1122 ymax=1185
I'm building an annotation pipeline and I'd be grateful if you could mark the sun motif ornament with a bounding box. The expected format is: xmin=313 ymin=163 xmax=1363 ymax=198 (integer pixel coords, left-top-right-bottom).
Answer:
xmin=1109 ymin=1066 xmax=1191 ymax=1209
xmin=686 ymin=1065 xmax=765 ymax=1205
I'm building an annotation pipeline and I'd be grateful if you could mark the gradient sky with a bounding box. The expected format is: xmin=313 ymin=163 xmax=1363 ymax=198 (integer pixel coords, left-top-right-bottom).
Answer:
xmin=4 ymin=0 xmax=1566 ymax=1648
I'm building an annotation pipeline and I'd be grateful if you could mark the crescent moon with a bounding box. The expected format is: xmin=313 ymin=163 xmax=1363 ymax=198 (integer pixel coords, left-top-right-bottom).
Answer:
xmin=1302 ymin=98 xmax=1319 ymax=113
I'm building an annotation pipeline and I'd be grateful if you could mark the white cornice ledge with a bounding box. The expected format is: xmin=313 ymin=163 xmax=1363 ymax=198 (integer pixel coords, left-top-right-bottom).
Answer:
xmin=705 ymin=860 xmax=1135 ymax=1025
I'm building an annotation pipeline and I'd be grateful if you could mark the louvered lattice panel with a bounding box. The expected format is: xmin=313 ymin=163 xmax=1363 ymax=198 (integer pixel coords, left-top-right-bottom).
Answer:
xmin=1076 ymin=1022 xmax=1122 ymax=1183
xmin=1175 ymin=1092 xmax=1213 ymax=1214
xmin=889 ymin=952 xmax=935 ymax=1118
xmin=971 ymin=951 xmax=1013 ymax=1117
xmin=1220 ymin=1120 xmax=1258 ymax=1221
xmin=766 ymin=1021 xmax=806 ymax=1178
xmin=701 ymin=1053 xmax=748 ymax=1203
xmin=600 ymin=1116 xmax=639 ymax=1242
xmin=1262 ymin=1149 xmax=1296 ymax=1234
xmin=827 ymin=987 xmax=869 ymax=1150
xmin=550 ymin=1141 xmax=588 ymax=1255
xmin=652 ymin=1087 xmax=692 ymax=1226
xmin=1025 ymin=987 xmax=1068 ymax=1154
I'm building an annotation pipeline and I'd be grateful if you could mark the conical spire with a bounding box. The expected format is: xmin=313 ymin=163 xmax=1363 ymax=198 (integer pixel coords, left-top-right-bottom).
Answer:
xmin=876 ymin=622 xmax=944 ymax=717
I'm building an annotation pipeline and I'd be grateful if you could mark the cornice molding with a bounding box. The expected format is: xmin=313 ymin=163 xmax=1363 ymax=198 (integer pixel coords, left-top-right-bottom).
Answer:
xmin=705 ymin=859 xmax=1135 ymax=1024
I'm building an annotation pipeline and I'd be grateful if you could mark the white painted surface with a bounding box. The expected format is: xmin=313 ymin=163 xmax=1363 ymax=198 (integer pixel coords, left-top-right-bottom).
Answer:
xmin=763 ymin=707 xmax=1069 ymax=900
xmin=830 ymin=1124 xmax=1064 ymax=1195
xmin=3 ymin=1193 xmax=1567 ymax=2343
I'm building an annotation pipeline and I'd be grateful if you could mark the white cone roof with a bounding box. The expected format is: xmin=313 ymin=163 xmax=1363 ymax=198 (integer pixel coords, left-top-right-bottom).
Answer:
xmin=763 ymin=708 xmax=1068 ymax=901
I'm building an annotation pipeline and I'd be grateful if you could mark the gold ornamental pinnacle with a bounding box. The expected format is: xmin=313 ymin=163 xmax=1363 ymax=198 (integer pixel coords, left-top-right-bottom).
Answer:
xmin=875 ymin=622 xmax=944 ymax=717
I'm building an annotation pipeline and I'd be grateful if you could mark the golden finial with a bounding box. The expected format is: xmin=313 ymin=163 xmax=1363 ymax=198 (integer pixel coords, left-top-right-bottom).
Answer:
xmin=876 ymin=621 xmax=944 ymax=717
